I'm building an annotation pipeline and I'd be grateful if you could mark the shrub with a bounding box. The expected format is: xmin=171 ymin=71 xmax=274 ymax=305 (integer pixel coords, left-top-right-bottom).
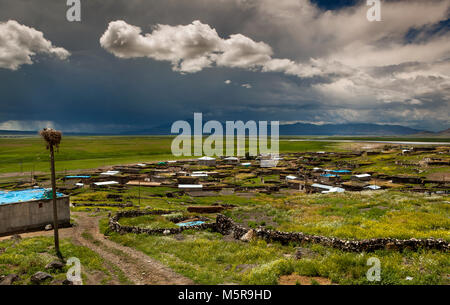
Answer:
xmin=243 ymin=259 xmax=294 ymax=285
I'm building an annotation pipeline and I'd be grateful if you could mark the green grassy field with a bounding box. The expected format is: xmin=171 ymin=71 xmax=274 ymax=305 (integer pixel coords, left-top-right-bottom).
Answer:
xmin=69 ymin=185 xmax=450 ymax=285
xmin=92 ymin=186 xmax=449 ymax=285
xmin=100 ymin=225 xmax=449 ymax=284
xmin=2 ymin=134 xmax=447 ymax=175
xmin=0 ymin=136 xmax=177 ymax=174
xmin=0 ymin=136 xmax=338 ymax=174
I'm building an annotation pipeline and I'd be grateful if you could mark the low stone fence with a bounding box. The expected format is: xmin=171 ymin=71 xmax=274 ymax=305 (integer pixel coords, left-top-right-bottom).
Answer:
xmin=107 ymin=211 xmax=449 ymax=252
xmin=72 ymin=202 xmax=134 ymax=208
xmin=215 ymin=214 xmax=449 ymax=252
xmin=108 ymin=209 xmax=216 ymax=235
xmin=110 ymin=209 xmax=171 ymax=221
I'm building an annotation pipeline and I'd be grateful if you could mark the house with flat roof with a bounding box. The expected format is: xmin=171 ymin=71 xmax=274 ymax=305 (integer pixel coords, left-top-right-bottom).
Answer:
xmin=198 ymin=156 xmax=216 ymax=166
xmin=0 ymin=188 xmax=70 ymax=236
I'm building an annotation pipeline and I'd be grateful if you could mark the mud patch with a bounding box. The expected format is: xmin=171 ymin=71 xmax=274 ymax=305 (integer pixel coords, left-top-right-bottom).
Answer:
xmin=231 ymin=210 xmax=279 ymax=229
xmin=427 ymin=172 xmax=450 ymax=182
xmin=279 ymin=273 xmax=332 ymax=285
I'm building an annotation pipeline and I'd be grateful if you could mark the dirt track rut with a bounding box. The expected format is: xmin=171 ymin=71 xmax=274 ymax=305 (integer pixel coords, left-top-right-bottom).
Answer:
xmin=1 ymin=212 xmax=193 ymax=285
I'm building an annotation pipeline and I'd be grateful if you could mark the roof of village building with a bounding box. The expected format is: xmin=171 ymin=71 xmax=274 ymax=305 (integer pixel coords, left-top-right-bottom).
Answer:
xmin=365 ymin=185 xmax=381 ymax=190
xmin=354 ymin=173 xmax=371 ymax=178
xmin=93 ymin=181 xmax=119 ymax=186
xmin=178 ymin=184 xmax=203 ymax=189
xmin=100 ymin=170 xmax=120 ymax=176
xmin=311 ymin=183 xmax=345 ymax=193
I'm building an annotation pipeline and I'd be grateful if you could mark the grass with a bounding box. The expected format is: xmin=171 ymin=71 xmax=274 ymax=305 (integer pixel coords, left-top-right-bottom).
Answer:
xmin=0 ymin=136 xmax=340 ymax=174
xmin=242 ymin=244 xmax=449 ymax=285
xmin=226 ymin=191 xmax=450 ymax=241
xmin=101 ymin=228 xmax=449 ymax=285
xmin=79 ymin=231 xmax=133 ymax=285
xmin=1 ymin=136 xmax=447 ymax=180
xmin=118 ymin=214 xmax=179 ymax=229
xmin=92 ymin=185 xmax=449 ymax=285
xmin=103 ymin=229 xmax=292 ymax=284
xmin=0 ymin=236 xmax=113 ymax=284
xmin=0 ymin=136 xmax=182 ymax=174
xmin=355 ymin=151 xmax=450 ymax=176
xmin=74 ymin=184 xmax=449 ymax=241
xmin=30 ymin=151 xmax=449 ymax=286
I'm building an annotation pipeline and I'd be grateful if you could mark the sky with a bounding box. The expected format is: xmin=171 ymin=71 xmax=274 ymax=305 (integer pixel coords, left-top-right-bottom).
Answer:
xmin=0 ymin=0 xmax=449 ymax=133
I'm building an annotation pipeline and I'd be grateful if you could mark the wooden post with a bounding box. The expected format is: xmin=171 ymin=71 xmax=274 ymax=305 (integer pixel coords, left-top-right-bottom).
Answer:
xmin=49 ymin=145 xmax=60 ymax=256
xmin=39 ymin=128 xmax=62 ymax=257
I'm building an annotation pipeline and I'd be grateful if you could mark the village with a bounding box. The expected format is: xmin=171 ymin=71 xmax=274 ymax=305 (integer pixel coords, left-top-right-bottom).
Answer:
xmin=0 ymin=141 xmax=449 ymax=285
xmin=67 ymin=145 xmax=449 ymax=196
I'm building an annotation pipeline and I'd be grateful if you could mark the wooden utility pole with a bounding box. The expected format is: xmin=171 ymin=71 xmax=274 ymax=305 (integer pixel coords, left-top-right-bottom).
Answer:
xmin=40 ymin=128 xmax=62 ymax=257
xmin=31 ymin=164 xmax=35 ymax=184
xmin=49 ymin=144 xmax=60 ymax=255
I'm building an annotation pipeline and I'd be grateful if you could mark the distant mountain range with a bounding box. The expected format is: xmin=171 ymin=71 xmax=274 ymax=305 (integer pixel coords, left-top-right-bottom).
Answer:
xmin=412 ymin=128 xmax=450 ymax=138
xmin=124 ymin=122 xmax=428 ymax=136
xmin=278 ymin=123 xmax=424 ymax=136
xmin=1 ymin=124 xmax=449 ymax=137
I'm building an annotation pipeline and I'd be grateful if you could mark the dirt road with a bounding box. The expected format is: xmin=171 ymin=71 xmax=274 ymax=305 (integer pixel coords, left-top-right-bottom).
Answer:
xmin=0 ymin=212 xmax=193 ymax=285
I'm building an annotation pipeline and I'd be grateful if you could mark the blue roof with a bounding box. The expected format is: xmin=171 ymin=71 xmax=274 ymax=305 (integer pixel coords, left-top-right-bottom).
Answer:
xmin=0 ymin=188 xmax=64 ymax=205
xmin=176 ymin=221 xmax=205 ymax=227
xmin=321 ymin=174 xmax=339 ymax=177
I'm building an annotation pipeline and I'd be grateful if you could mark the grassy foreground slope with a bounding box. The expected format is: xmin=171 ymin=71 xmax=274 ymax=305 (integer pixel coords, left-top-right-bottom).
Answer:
xmin=78 ymin=186 xmax=450 ymax=285
xmin=75 ymin=161 xmax=450 ymax=285
xmin=0 ymin=236 xmax=127 ymax=285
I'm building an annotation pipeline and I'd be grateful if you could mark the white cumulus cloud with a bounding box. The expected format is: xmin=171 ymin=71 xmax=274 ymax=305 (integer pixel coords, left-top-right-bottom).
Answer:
xmin=100 ymin=19 xmax=329 ymax=77
xmin=0 ymin=20 xmax=70 ymax=70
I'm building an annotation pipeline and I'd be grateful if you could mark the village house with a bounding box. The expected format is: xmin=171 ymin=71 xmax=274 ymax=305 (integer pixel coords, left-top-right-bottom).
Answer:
xmin=352 ymin=173 xmax=371 ymax=181
xmin=223 ymin=156 xmax=240 ymax=164
xmin=198 ymin=156 xmax=216 ymax=166
xmin=0 ymin=189 xmax=70 ymax=236
xmin=311 ymin=183 xmax=345 ymax=194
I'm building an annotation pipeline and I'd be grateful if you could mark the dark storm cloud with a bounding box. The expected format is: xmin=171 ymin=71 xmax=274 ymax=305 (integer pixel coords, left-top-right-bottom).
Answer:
xmin=0 ymin=0 xmax=449 ymax=132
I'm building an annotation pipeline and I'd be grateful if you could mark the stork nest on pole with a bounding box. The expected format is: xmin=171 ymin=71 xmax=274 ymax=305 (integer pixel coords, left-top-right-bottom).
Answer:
xmin=39 ymin=128 xmax=62 ymax=149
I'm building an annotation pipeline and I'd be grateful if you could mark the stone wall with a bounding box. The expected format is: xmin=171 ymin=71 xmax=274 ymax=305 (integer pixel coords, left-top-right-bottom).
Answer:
xmin=108 ymin=209 xmax=216 ymax=235
xmin=72 ymin=202 xmax=133 ymax=208
xmin=215 ymin=214 xmax=449 ymax=252
xmin=107 ymin=211 xmax=449 ymax=252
